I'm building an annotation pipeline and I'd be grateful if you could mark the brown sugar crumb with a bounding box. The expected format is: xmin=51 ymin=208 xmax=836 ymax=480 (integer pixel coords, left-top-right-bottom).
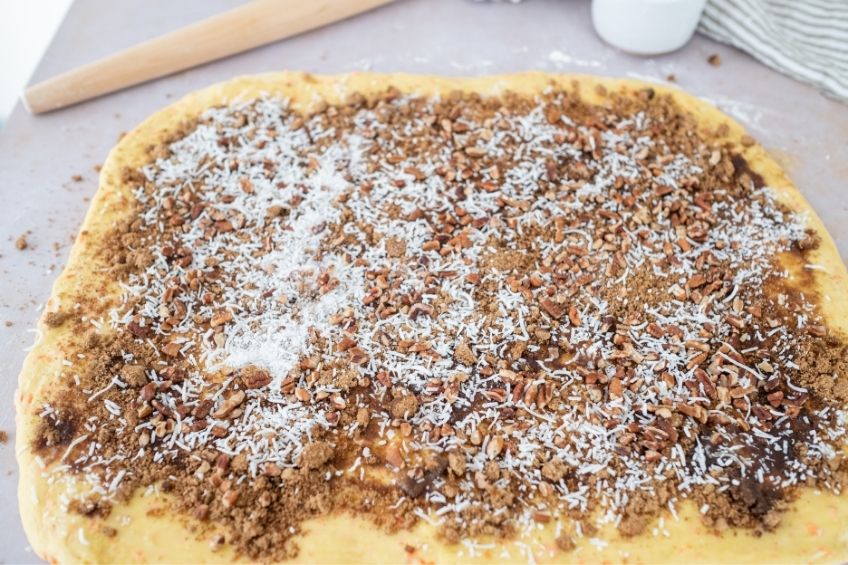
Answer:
xmin=15 ymin=234 xmax=28 ymax=250
xmin=298 ymin=441 xmax=334 ymax=470
xmin=0 ymin=430 xmax=7 ymax=444
xmin=390 ymin=391 xmax=419 ymax=419
xmin=119 ymin=364 xmax=147 ymax=387
xmin=618 ymin=514 xmax=649 ymax=537
xmin=555 ymin=533 xmax=575 ymax=552
xmin=69 ymin=497 xmax=112 ymax=519
xmin=541 ymin=459 xmax=567 ymax=482
xmin=453 ymin=340 xmax=477 ymax=366
xmin=29 ymin=83 xmax=848 ymax=561
xmin=71 ymin=174 xmax=83 ymax=182
xmin=486 ymin=250 xmax=525 ymax=271
xmin=385 ymin=236 xmax=406 ymax=257
xmin=43 ymin=310 xmax=69 ymax=328
xmin=708 ymin=53 xmax=722 ymax=66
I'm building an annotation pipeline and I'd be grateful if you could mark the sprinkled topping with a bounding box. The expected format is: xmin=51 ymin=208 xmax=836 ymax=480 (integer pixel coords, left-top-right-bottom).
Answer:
xmin=33 ymin=84 xmax=848 ymax=560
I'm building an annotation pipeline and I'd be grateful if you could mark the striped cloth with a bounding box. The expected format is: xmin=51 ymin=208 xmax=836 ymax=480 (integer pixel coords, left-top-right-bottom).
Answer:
xmin=699 ymin=0 xmax=848 ymax=102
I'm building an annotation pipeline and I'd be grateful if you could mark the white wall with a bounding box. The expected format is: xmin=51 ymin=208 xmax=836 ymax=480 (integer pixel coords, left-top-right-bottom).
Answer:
xmin=0 ymin=0 xmax=73 ymax=123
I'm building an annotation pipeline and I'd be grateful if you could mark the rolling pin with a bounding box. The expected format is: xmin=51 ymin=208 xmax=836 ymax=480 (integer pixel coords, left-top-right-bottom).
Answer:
xmin=23 ymin=0 xmax=392 ymax=115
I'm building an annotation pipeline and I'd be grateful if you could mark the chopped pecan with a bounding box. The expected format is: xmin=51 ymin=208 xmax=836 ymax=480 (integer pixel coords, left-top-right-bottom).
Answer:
xmin=240 ymin=366 xmax=272 ymax=389
xmin=212 ymin=390 xmax=246 ymax=419
xmin=539 ymin=298 xmax=564 ymax=319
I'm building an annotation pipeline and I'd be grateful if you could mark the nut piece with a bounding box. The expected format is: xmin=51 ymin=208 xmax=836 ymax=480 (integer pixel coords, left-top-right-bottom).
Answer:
xmin=608 ymin=377 xmax=623 ymax=399
xmin=294 ymin=387 xmax=312 ymax=403
xmin=140 ymin=382 xmax=156 ymax=402
xmin=567 ymin=306 xmax=582 ymax=327
xmin=384 ymin=443 xmax=404 ymax=469
xmin=337 ymin=336 xmax=357 ymax=352
xmin=212 ymin=390 xmax=246 ymax=419
xmin=539 ymin=298 xmax=564 ymax=319
xmin=210 ymin=310 xmax=233 ymax=328
xmin=646 ymin=323 xmax=664 ymax=338
xmin=161 ymin=342 xmax=182 ymax=357
xmin=669 ymin=284 xmax=687 ymax=300
xmin=221 ymin=489 xmax=239 ymax=509
xmin=347 ymin=347 xmax=369 ymax=365
xmin=240 ymin=365 xmax=271 ymax=389
xmin=687 ymin=274 xmax=707 ymax=289
xmin=486 ymin=435 xmax=504 ymax=459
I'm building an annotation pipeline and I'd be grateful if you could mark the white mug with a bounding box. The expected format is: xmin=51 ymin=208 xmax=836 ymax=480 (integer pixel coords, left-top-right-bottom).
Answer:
xmin=592 ymin=0 xmax=708 ymax=55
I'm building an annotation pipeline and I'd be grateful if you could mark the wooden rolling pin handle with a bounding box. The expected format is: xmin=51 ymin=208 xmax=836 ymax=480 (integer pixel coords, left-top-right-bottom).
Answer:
xmin=23 ymin=0 xmax=391 ymax=115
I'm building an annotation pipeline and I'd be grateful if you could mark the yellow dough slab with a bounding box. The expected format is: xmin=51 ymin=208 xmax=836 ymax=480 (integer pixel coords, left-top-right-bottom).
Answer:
xmin=15 ymin=71 xmax=848 ymax=564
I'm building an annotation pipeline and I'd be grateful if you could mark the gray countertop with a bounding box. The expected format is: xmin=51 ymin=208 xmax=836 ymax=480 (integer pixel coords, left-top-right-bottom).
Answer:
xmin=1 ymin=0 xmax=846 ymax=561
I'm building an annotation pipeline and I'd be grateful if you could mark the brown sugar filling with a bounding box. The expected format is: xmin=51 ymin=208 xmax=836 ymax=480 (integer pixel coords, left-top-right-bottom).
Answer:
xmin=32 ymin=85 xmax=847 ymax=560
